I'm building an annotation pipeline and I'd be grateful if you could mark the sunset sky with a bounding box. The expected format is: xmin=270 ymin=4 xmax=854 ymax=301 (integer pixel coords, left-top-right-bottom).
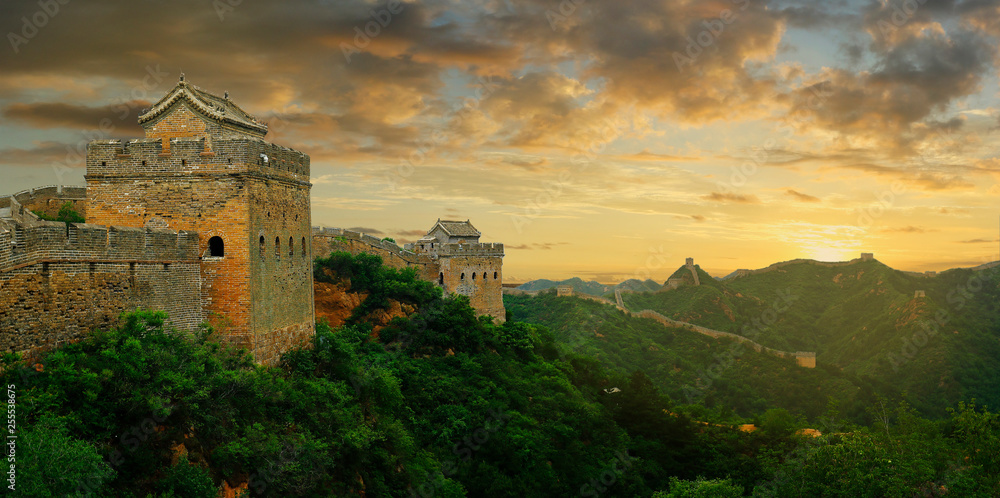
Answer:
xmin=2 ymin=0 xmax=1000 ymax=282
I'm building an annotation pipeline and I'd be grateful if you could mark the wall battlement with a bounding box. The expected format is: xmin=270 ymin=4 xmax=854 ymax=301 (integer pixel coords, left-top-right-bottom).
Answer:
xmin=314 ymin=228 xmax=433 ymax=265
xmin=0 ymin=219 xmax=199 ymax=272
xmin=315 ymin=225 xmax=505 ymax=322
xmin=405 ymin=241 xmax=504 ymax=257
xmin=87 ymin=137 xmax=310 ymax=181
xmin=1 ymin=77 xmax=314 ymax=363
xmin=0 ymin=185 xmax=87 ymax=212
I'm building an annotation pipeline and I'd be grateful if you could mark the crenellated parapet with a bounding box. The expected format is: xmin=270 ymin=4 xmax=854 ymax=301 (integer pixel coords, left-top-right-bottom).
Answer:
xmin=1 ymin=77 xmax=314 ymax=363
xmin=0 ymin=218 xmax=199 ymax=272
xmin=0 ymin=185 xmax=87 ymax=220
xmin=315 ymin=227 xmax=433 ymax=264
xmin=316 ymin=223 xmax=506 ymax=322
xmin=405 ymin=241 xmax=505 ymax=258
xmin=87 ymin=137 xmax=310 ymax=182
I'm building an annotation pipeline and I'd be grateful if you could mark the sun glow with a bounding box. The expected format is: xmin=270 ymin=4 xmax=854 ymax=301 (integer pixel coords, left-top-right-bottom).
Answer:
xmin=803 ymin=245 xmax=858 ymax=262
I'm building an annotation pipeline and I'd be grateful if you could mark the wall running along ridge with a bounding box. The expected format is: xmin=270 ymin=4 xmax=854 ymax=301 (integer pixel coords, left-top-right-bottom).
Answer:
xmin=313 ymin=227 xmax=506 ymax=322
xmin=546 ymin=290 xmax=817 ymax=368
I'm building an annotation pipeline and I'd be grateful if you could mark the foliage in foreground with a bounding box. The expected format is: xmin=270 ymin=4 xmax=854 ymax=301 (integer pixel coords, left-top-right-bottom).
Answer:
xmin=3 ymin=252 xmax=998 ymax=496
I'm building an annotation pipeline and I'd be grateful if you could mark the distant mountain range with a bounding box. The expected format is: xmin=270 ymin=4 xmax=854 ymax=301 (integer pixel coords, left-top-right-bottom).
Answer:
xmin=516 ymin=277 xmax=662 ymax=295
xmin=507 ymin=257 xmax=1000 ymax=419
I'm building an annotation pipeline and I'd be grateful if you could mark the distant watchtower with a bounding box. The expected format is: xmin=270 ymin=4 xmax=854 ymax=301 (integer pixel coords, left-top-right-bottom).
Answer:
xmin=406 ymin=220 xmax=505 ymax=322
xmin=85 ymin=75 xmax=314 ymax=364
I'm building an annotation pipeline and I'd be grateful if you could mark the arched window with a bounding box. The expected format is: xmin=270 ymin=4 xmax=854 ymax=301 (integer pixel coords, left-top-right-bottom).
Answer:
xmin=289 ymin=236 xmax=294 ymax=257
xmin=259 ymin=236 xmax=265 ymax=260
xmin=275 ymin=236 xmax=281 ymax=260
xmin=493 ymin=271 xmax=498 ymax=279
xmin=208 ymin=236 xmax=224 ymax=257
xmin=461 ymin=273 xmax=465 ymax=280
xmin=302 ymin=237 xmax=307 ymax=257
xmin=483 ymin=272 xmax=487 ymax=280
xmin=439 ymin=272 xmax=444 ymax=285
xmin=472 ymin=273 xmax=476 ymax=280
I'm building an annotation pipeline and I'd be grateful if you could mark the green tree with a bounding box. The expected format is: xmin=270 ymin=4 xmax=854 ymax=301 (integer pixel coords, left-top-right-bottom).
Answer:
xmin=33 ymin=201 xmax=85 ymax=225
xmin=655 ymin=476 xmax=743 ymax=497
xmin=17 ymin=415 xmax=115 ymax=496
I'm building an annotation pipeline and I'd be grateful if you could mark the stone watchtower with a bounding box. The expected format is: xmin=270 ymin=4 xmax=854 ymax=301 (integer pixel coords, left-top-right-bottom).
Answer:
xmin=405 ymin=220 xmax=505 ymax=322
xmin=85 ymin=75 xmax=314 ymax=364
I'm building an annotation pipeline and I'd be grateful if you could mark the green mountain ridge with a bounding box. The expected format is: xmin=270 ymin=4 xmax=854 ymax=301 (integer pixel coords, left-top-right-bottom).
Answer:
xmin=516 ymin=277 xmax=663 ymax=295
xmin=509 ymin=258 xmax=1000 ymax=419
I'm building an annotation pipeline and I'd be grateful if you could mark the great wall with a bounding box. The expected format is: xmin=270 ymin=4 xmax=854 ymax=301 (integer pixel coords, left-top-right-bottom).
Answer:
xmin=0 ymin=188 xmax=203 ymax=352
xmin=511 ymin=253 xmax=1000 ymax=368
xmin=0 ymin=77 xmax=505 ymax=362
xmin=313 ymin=223 xmax=505 ymax=323
xmin=4 ymin=78 xmax=989 ymax=369
xmin=506 ymin=262 xmax=817 ymax=368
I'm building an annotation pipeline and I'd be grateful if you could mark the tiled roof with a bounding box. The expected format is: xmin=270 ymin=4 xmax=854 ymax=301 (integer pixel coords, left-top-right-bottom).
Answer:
xmin=430 ymin=220 xmax=481 ymax=237
xmin=138 ymin=75 xmax=268 ymax=136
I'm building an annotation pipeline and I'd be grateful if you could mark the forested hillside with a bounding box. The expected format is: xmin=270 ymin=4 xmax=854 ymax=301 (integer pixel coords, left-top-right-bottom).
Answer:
xmin=5 ymin=253 xmax=999 ymax=496
xmin=606 ymin=260 xmax=1000 ymax=417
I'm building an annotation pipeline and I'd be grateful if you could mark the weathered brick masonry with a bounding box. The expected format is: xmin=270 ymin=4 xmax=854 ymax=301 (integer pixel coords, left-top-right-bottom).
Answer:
xmin=0 ymin=200 xmax=201 ymax=353
xmin=3 ymin=76 xmax=509 ymax=359
xmin=0 ymin=77 xmax=314 ymax=364
xmin=313 ymin=220 xmax=506 ymax=323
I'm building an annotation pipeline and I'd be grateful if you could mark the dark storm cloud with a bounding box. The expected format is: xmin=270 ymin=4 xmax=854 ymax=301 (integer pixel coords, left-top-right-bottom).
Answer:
xmin=0 ymin=141 xmax=67 ymax=165
xmin=2 ymin=101 xmax=148 ymax=134
xmin=786 ymin=0 xmax=996 ymax=154
xmin=1 ymin=0 xmax=999 ymax=183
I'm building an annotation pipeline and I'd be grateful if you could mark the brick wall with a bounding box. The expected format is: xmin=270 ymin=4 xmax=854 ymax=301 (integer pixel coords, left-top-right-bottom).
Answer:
xmin=314 ymin=228 xmax=506 ymax=322
xmin=439 ymin=254 xmax=505 ymax=322
xmin=249 ymin=178 xmax=314 ymax=365
xmin=0 ymin=220 xmax=202 ymax=354
xmin=86 ymin=130 xmax=315 ymax=364
xmin=0 ymin=186 xmax=88 ymax=220
xmin=313 ymin=228 xmax=439 ymax=281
